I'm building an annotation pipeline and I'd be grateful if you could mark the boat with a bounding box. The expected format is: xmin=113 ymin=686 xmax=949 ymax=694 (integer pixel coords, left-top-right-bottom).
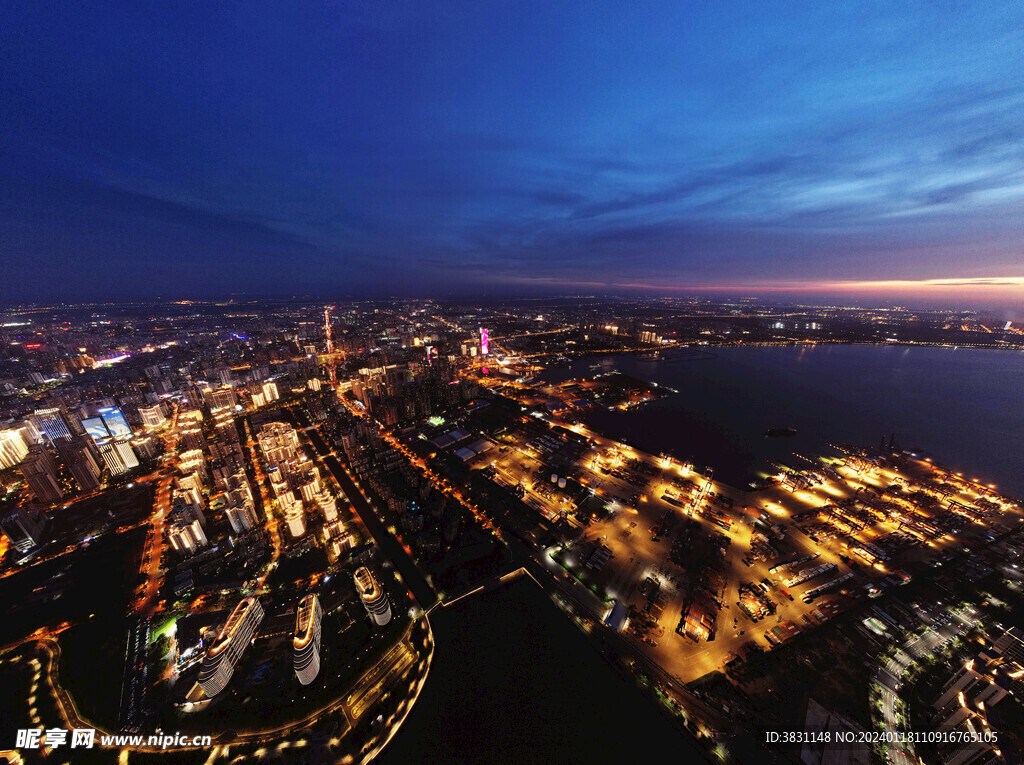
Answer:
xmin=764 ymin=427 xmax=797 ymax=438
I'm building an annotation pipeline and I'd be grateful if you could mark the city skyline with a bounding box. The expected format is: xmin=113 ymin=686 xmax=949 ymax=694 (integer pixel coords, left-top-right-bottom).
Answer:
xmin=3 ymin=2 xmax=1024 ymax=309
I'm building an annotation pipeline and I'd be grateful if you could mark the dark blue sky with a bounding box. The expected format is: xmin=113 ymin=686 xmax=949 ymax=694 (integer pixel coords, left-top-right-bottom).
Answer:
xmin=2 ymin=1 xmax=1024 ymax=307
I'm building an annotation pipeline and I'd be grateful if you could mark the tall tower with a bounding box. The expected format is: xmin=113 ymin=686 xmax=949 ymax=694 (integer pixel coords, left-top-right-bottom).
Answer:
xmin=324 ymin=307 xmax=337 ymax=389
xmin=20 ymin=444 xmax=63 ymax=504
xmin=293 ymin=594 xmax=323 ymax=686
xmin=197 ymin=597 xmax=264 ymax=697
xmin=354 ymin=566 xmax=392 ymax=626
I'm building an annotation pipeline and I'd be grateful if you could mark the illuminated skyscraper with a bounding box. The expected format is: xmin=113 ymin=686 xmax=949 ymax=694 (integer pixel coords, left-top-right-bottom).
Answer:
xmin=284 ymin=505 xmax=306 ymax=538
xmin=480 ymin=327 xmax=489 ymax=355
xmin=313 ymin=488 xmax=338 ymax=522
xmin=139 ymin=404 xmax=166 ymax=428
xmin=33 ymin=408 xmax=72 ymax=444
xmin=168 ymin=519 xmax=208 ymax=556
xmin=198 ymin=597 xmax=264 ymax=697
xmin=0 ymin=428 xmax=30 ymax=469
xmin=206 ymin=387 xmax=236 ymax=412
xmin=225 ymin=500 xmax=258 ymax=534
xmin=354 ymin=566 xmax=391 ymax=626
xmin=20 ymin=444 xmax=63 ymax=504
xmin=293 ymin=594 xmax=323 ymax=686
xmin=98 ymin=440 xmax=139 ymax=475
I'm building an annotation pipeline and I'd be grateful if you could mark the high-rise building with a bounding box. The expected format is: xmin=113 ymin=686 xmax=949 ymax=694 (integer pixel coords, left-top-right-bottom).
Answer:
xmin=257 ymin=422 xmax=300 ymax=468
xmin=262 ymin=381 xmax=280 ymax=403
xmin=98 ymin=440 xmax=140 ymax=475
xmin=314 ymin=489 xmax=338 ymax=522
xmin=197 ymin=597 xmax=264 ymax=697
xmin=132 ymin=436 xmax=160 ymax=460
xmin=225 ymin=471 xmax=253 ymax=502
xmin=178 ymin=448 xmax=206 ymax=475
xmin=216 ymin=366 xmax=233 ymax=387
xmin=0 ymin=428 xmax=30 ymax=469
xmin=299 ymin=476 xmax=325 ymax=503
xmin=207 ymin=387 xmax=236 ymax=412
xmin=225 ymin=500 xmax=258 ymax=535
xmin=293 ymin=594 xmax=323 ymax=686
xmin=139 ymin=404 xmax=166 ymax=429
xmin=480 ymin=327 xmax=489 ymax=355
xmin=168 ymin=519 xmax=208 ymax=556
xmin=284 ymin=503 xmax=306 ymax=538
xmin=354 ymin=566 xmax=391 ymax=626
xmin=57 ymin=436 xmax=102 ymax=493
xmin=33 ymin=408 xmax=72 ymax=444
xmin=179 ymin=427 xmax=205 ymax=452
xmin=20 ymin=444 xmax=63 ymax=504
xmin=0 ymin=507 xmax=46 ymax=552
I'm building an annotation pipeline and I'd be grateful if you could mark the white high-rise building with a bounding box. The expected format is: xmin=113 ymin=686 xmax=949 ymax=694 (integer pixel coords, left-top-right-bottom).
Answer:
xmin=293 ymin=594 xmax=323 ymax=686
xmin=198 ymin=597 xmax=264 ymax=697
xmin=168 ymin=519 xmax=208 ymax=556
xmin=284 ymin=505 xmax=306 ymax=538
xmin=299 ymin=480 xmax=321 ymax=504
xmin=98 ymin=440 xmax=139 ymax=475
xmin=355 ymin=566 xmax=391 ymax=626
xmin=0 ymin=428 xmax=30 ymax=469
xmin=139 ymin=405 xmax=166 ymax=428
xmin=178 ymin=449 xmax=206 ymax=473
xmin=314 ymin=489 xmax=338 ymax=522
xmin=225 ymin=500 xmax=259 ymax=534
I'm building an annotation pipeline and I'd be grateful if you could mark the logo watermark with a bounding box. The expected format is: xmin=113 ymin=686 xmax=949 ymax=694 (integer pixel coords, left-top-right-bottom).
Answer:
xmin=14 ymin=728 xmax=212 ymax=750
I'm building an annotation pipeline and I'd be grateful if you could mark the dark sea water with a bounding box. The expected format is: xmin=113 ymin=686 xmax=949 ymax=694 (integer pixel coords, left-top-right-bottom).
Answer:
xmin=377 ymin=579 xmax=703 ymax=765
xmin=543 ymin=344 xmax=1024 ymax=498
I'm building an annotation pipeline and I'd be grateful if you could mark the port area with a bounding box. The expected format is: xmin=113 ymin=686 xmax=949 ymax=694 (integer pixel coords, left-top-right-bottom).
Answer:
xmin=470 ymin=416 xmax=1022 ymax=684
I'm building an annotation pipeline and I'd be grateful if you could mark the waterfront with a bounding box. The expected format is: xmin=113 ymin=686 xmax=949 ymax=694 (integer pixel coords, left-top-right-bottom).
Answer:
xmin=544 ymin=344 xmax=1024 ymax=498
xmin=377 ymin=578 xmax=704 ymax=764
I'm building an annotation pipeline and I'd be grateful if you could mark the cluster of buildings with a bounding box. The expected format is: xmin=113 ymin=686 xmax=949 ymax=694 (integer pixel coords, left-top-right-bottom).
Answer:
xmin=195 ymin=566 xmax=390 ymax=698
xmin=925 ymin=627 xmax=1024 ymax=765
xmin=256 ymin=420 xmax=353 ymax=557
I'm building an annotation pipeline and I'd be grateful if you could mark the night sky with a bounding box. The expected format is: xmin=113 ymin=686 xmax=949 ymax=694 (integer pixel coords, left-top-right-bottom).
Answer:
xmin=2 ymin=2 xmax=1023 ymax=307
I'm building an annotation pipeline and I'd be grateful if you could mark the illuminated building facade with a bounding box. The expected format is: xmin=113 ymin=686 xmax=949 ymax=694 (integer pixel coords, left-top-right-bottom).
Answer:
xmin=257 ymin=422 xmax=300 ymax=468
xmin=293 ymin=594 xmax=323 ymax=685
xmin=480 ymin=327 xmax=489 ymax=355
xmin=355 ymin=566 xmax=391 ymax=626
xmin=169 ymin=519 xmax=208 ymax=556
xmin=284 ymin=505 xmax=306 ymax=538
xmin=198 ymin=597 xmax=264 ymax=697
xmin=314 ymin=488 xmax=338 ymax=521
xmin=0 ymin=428 xmax=30 ymax=469
xmin=33 ymin=408 xmax=72 ymax=444
xmin=98 ymin=440 xmax=140 ymax=475
xmin=57 ymin=435 xmax=102 ymax=492
xmin=139 ymin=404 xmax=166 ymax=428
xmin=225 ymin=500 xmax=258 ymax=534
